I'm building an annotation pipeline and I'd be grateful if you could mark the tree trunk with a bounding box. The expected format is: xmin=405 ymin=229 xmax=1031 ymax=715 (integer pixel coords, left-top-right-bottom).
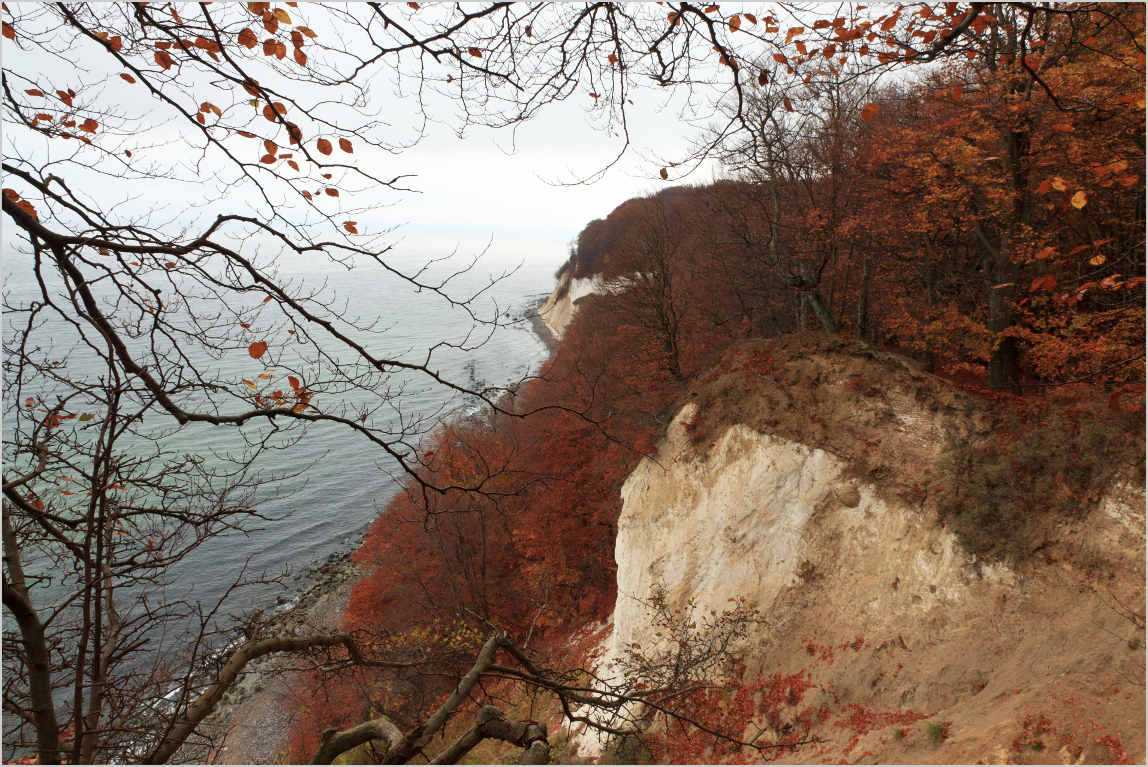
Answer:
xmin=2 ymin=513 xmax=62 ymax=765
xmin=856 ymin=257 xmax=872 ymax=340
xmin=806 ymin=291 xmax=838 ymax=334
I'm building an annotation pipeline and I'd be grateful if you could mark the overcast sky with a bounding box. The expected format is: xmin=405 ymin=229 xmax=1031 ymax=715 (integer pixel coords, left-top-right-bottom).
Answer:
xmin=2 ymin=3 xmax=741 ymax=277
xmin=349 ymin=89 xmax=717 ymax=267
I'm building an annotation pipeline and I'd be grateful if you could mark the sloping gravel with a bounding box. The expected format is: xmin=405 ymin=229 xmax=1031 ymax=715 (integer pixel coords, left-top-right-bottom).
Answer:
xmin=173 ymin=553 xmax=361 ymax=765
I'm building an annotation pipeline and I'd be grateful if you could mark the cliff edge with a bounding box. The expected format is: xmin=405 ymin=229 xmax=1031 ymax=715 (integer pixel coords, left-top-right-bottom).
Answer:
xmin=576 ymin=334 xmax=1145 ymax=764
xmin=538 ymin=268 xmax=598 ymax=340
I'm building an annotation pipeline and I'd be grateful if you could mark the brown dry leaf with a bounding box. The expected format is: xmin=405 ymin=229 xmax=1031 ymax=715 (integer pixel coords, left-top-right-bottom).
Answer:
xmin=316 ymin=138 xmax=333 ymax=155
xmin=262 ymin=102 xmax=286 ymax=121
xmin=659 ymin=168 xmax=668 ymax=180
xmin=248 ymin=341 xmax=269 ymax=359
xmin=155 ymin=50 xmax=174 ymax=70
xmin=1070 ymin=190 xmax=1087 ymax=209
xmin=1089 ymin=253 xmax=1106 ymax=266
xmin=238 ymin=27 xmax=258 ymax=48
xmin=324 ymin=187 xmax=339 ymax=197
xmin=343 ymin=221 xmax=359 ymax=234
xmin=339 ymin=137 xmax=353 ymax=153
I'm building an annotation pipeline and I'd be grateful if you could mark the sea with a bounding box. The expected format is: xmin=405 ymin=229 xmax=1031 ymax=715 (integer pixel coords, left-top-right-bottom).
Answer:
xmin=2 ymin=244 xmax=558 ymax=623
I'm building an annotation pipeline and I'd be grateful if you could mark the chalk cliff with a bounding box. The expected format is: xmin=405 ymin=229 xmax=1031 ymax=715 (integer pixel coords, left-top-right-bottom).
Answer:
xmin=574 ymin=335 xmax=1146 ymax=764
xmin=538 ymin=269 xmax=598 ymax=340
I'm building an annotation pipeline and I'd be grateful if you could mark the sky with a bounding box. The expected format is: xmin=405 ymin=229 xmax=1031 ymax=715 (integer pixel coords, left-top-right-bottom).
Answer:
xmin=351 ymin=86 xmax=715 ymax=266
xmin=1 ymin=3 xmax=735 ymax=276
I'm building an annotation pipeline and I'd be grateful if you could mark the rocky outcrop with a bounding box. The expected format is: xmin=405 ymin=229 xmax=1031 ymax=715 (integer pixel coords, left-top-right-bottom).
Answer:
xmin=575 ymin=335 xmax=1146 ymax=764
xmin=537 ymin=270 xmax=598 ymax=340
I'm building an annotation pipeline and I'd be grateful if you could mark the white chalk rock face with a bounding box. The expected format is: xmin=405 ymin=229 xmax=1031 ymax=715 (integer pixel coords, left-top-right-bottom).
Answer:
xmin=538 ymin=272 xmax=598 ymax=340
xmin=613 ymin=405 xmax=843 ymax=651
xmin=605 ymin=401 xmax=1009 ymax=655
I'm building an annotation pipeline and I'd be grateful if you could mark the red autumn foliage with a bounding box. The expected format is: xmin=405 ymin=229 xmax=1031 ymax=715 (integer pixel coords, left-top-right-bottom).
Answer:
xmin=291 ymin=7 xmax=1143 ymax=757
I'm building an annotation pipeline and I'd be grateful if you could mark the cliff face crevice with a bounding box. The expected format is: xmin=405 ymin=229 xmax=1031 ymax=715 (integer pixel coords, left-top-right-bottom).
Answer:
xmin=575 ymin=335 xmax=1145 ymax=764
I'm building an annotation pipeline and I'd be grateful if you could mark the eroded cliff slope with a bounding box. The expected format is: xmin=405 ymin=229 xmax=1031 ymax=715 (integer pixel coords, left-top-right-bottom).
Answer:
xmin=578 ymin=334 xmax=1145 ymax=764
xmin=538 ymin=269 xmax=599 ymax=340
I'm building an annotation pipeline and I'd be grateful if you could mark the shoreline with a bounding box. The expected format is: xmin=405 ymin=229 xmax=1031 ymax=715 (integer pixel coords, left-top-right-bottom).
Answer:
xmin=526 ymin=295 xmax=560 ymax=354
xmin=178 ymin=552 xmax=364 ymax=764
xmin=186 ymin=289 xmax=561 ymax=764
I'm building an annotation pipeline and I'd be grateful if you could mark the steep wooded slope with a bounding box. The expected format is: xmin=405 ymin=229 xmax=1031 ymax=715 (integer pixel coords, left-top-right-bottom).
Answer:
xmin=573 ymin=334 xmax=1145 ymax=764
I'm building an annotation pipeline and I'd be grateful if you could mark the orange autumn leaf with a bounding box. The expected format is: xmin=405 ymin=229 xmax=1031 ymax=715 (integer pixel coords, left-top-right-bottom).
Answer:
xmin=262 ymin=102 xmax=286 ymax=121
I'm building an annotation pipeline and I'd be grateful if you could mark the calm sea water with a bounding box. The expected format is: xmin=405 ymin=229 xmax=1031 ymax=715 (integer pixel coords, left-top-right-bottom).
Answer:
xmin=2 ymin=245 xmax=558 ymax=619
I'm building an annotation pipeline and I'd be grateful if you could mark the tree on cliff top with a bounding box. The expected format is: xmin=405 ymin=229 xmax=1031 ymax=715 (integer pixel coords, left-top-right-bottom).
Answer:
xmin=3 ymin=3 xmax=1141 ymax=763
